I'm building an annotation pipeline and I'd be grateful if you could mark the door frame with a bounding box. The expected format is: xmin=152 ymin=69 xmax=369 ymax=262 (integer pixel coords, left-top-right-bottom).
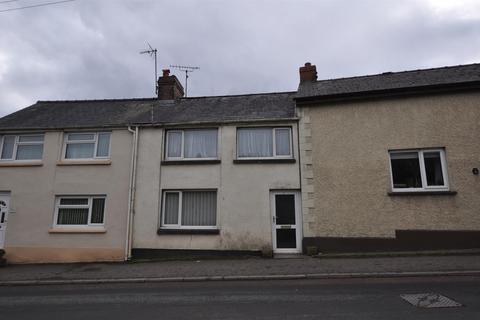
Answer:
xmin=270 ymin=190 xmax=303 ymax=254
xmin=0 ymin=192 xmax=11 ymax=250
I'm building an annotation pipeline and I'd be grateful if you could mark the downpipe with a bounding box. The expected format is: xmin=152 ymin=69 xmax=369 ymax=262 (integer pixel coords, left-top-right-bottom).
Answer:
xmin=125 ymin=126 xmax=139 ymax=260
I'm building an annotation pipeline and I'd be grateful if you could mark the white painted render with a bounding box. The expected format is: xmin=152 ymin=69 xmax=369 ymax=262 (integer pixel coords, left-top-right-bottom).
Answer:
xmin=132 ymin=123 xmax=301 ymax=255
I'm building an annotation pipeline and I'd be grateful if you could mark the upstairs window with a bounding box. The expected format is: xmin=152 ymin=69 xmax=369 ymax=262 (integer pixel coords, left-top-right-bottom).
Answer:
xmin=0 ymin=134 xmax=44 ymax=161
xmin=389 ymin=149 xmax=449 ymax=192
xmin=64 ymin=132 xmax=111 ymax=160
xmin=165 ymin=129 xmax=218 ymax=160
xmin=54 ymin=196 xmax=106 ymax=226
xmin=237 ymin=127 xmax=292 ymax=159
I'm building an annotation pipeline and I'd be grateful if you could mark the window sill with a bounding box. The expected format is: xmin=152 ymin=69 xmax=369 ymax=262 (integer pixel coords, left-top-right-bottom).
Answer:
xmin=233 ymin=158 xmax=296 ymax=164
xmin=157 ymin=228 xmax=220 ymax=235
xmin=57 ymin=160 xmax=112 ymax=166
xmin=388 ymin=190 xmax=457 ymax=196
xmin=161 ymin=160 xmax=221 ymax=165
xmin=0 ymin=161 xmax=43 ymax=167
xmin=48 ymin=227 xmax=107 ymax=234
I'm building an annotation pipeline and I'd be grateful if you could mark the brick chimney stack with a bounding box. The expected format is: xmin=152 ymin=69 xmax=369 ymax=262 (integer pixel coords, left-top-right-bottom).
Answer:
xmin=299 ymin=62 xmax=317 ymax=83
xmin=157 ymin=69 xmax=184 ymax=100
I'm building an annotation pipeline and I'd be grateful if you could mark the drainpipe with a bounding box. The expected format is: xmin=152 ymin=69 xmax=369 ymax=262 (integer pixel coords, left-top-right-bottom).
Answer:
xmin=125 ymin=126 xmax=139 ymax=260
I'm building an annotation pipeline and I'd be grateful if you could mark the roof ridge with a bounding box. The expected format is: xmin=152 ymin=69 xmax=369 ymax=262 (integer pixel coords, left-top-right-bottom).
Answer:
xmin=315 ymin=63 xmax=480 ymax=84
xmin=36 ymin=91 xmax=296 ymax=104
xmin=37 ymin=97 xmax=158 ymax=104
xmin=182 ymin=91 xmax=296 ymax=100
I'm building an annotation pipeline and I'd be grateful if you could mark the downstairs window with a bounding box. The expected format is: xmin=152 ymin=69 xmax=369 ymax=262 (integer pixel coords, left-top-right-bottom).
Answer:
xmin=54 ymin=196 xmax=106 ymax=226
xmin=389 ymin=149 xmax=449 ymax=192
xmin=161 ymin=190 xmax=217 ymax=229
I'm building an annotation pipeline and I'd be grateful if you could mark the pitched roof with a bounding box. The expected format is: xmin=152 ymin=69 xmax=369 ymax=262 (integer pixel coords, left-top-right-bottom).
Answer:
xmin=0 ymin=92 xmax=296 ymax=130
xmin=296 ymin=63 xmax=480 ymax=100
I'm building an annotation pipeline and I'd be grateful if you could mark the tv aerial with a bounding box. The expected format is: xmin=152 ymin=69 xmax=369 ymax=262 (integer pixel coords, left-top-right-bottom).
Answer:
xmin=169 ymin=65 xmax=200 ymax=97
xmin=140 ymin=42 xmax=158 ymax=94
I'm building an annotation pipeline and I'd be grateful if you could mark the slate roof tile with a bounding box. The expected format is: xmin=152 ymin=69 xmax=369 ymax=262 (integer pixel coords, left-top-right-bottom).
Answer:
xmin=0 ymin=92 xmax=296 ymax=130
xmin=296 ymin=63 xmax=480 ymax=99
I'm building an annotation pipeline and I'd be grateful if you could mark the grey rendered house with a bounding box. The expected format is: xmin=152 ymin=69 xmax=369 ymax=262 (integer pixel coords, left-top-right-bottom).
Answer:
xmin=296 ymin=62 xmax=480 ymax=253
xmin=131 ymin=87 xmax=302 ymax=257
xmin=0 ymin=71 xmax=302 ymax=263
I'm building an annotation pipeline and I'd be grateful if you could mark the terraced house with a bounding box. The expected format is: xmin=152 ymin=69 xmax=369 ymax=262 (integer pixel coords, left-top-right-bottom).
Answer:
xmin=0 ymin=70 xmax=301 ymax=263
xmin=0 ymin=101 xmax=139 ymax=263
xmin=0 ymin=63 xmax=479 ymax=264
xmin=296 ymin=62 xmax=480 ymax=253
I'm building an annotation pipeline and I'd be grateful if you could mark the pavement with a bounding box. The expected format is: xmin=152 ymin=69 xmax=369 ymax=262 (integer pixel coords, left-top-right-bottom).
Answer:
xmin=1 ymin=253 xmax=480 ymax=286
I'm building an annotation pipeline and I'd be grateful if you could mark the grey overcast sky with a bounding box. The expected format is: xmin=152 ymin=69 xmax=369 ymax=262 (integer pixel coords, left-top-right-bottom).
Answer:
xmin=0 ymin=0 xmax=479 ymax=116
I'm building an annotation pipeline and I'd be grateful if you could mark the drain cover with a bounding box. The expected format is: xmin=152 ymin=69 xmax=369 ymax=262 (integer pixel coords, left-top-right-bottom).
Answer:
xmin=401 ymin=293 xmax=462 ymax=308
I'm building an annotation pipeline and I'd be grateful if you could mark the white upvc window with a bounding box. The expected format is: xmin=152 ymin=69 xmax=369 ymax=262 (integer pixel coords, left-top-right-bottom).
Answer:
xmin=165 ymin=129 xmax=218 ymax=160
xmin=389 ymin=148 xmax=449 ymax=192
xmin=237 ymin=127 xmax=292 ymax=159
xmin=54 ymin=196 xmax=106 ymax=227
xmin=161 ymin=190 xmax=217 ymax=229
xmin=0 ymin=134 xmax=44 ymax=161
xmin=63 ymin=132 xmax=111 ymax=160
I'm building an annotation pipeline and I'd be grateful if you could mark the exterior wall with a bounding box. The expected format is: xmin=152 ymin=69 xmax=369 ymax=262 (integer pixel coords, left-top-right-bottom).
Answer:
xmin=133 ymin=123 xmax=300 ymax=255
xmin=1 ymin=129 xmax=132 ymax=263
xmin=299 ymin=91 xmax=480 ymax=247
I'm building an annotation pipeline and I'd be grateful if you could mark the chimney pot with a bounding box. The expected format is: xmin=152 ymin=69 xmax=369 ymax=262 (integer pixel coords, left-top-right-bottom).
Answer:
xmin=162 ymin=69 xmax=170 ymax=77
xmin=299 ymin=62 xmax=317 ymax=83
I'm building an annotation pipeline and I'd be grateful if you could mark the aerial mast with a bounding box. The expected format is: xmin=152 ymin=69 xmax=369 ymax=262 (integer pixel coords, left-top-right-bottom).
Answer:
xmin=169 ymin=65 xmax=200 ymax=97
xmin=140 ymin=43 xmax=158 ymax=95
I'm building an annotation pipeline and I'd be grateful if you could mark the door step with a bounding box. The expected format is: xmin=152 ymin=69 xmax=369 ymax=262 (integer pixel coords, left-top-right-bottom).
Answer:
xmin=274 ymin=253 xmax=304 ymax=259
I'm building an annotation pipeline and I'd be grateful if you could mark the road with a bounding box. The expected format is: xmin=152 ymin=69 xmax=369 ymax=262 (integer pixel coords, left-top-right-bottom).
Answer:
xmin=0 ymin=276 xmax=479 ymax=319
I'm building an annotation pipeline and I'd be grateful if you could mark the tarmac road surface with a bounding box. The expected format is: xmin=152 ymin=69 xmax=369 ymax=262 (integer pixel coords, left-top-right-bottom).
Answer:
xmin=0 ymin=276 xmax=479 ymax=319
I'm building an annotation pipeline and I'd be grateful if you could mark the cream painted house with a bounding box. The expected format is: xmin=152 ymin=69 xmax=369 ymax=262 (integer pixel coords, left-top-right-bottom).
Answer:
xmin=296 ymin=63 xmax=480 ymax=252
xmin=0 ymin=126 xmax=134 ymax=263
xmin=0 ymin=99 xmax=158 ymax=263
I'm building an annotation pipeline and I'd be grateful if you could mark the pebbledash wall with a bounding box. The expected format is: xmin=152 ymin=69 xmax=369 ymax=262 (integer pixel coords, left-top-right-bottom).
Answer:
xmin=298 ymin=91 xmax=480 ymax=252
xmin=132 ymin=123 xmax=300 ymax=256
xmin=1 ymin=129 xmax=131 ymax=263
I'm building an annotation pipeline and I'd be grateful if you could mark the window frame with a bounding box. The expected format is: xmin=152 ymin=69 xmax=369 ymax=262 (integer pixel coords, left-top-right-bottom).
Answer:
xmin=53 ymin=195 xmax=106 ymax=227
xmin=0 ymin=134 xmax=44 ymax=161
xmin=165 ymin=128 xmax=219 ymax=161
xmin=388 ymin=148 xmax=449 ymax=192
xmin=62 ymin=132 xmax=111 ymax=161
xmin=236 ymin=126 xmax=293 ymax=160
xmin=160 ymin=189 xmax=218 ymax=230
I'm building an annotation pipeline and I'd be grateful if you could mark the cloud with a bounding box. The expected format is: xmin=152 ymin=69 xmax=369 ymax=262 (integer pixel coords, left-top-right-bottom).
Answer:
xmin=0 ymin=0 xmax=479 ymax=116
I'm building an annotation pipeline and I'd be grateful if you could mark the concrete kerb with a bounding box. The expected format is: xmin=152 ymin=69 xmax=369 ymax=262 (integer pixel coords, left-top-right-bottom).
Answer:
xmin=1 ymin=270 xmax=480 ymax=287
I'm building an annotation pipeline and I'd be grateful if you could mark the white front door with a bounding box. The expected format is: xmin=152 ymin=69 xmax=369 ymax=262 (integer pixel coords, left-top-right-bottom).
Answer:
xmin=271 ymin=191 xmax=302 ymax=254
xmin=0 ymin=194 xmax=10 ymax=249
